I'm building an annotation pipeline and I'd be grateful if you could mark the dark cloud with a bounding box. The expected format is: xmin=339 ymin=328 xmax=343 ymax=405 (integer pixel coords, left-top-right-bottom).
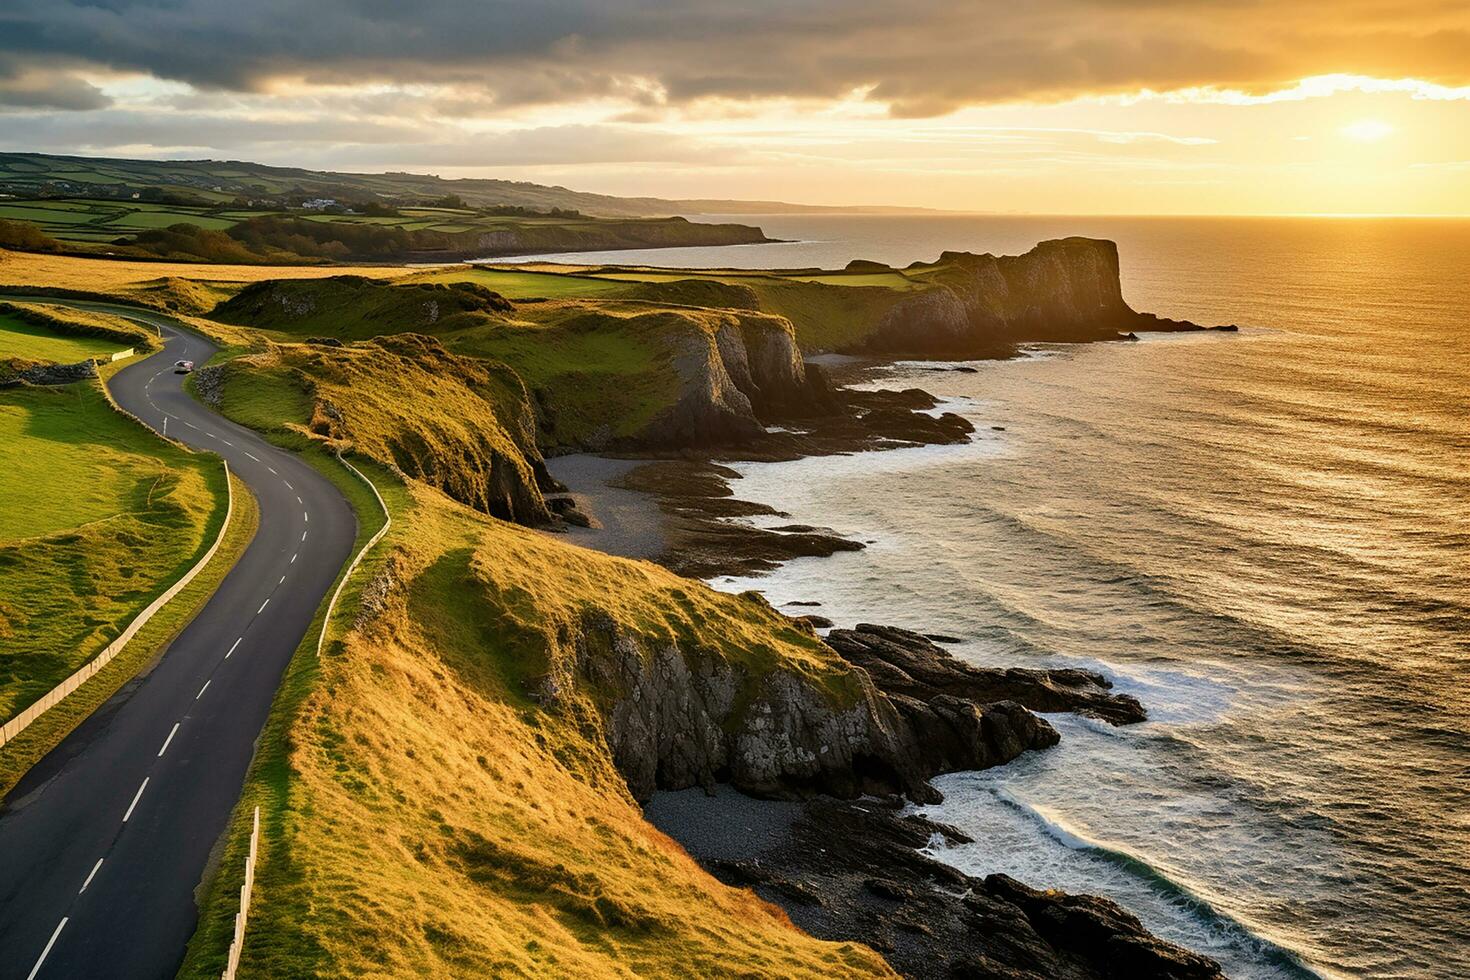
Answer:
xmin=0 ymin=54 xmax=110 ymax=110
xmin=0 ymin=0 xmax=1465 ymax=116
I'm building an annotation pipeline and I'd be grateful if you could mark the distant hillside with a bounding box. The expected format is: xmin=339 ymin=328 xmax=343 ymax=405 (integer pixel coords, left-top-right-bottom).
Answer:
xmin=0 ymin=152 xmax=928 ymax=218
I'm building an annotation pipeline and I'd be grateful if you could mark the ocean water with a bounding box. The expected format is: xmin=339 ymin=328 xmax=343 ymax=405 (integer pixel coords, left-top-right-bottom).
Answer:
xmin=526 ymin=216 xmax=1470 ymax=978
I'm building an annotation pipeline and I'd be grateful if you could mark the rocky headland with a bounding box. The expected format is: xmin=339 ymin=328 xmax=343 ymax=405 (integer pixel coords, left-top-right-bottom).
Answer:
xmin=862 ymin=237 xmax=1234 ymax=355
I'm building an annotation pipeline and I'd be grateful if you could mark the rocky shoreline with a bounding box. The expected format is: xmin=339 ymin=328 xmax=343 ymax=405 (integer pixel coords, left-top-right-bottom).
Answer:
xmin=546 ymin=354 xmax=979 ymax=578
xmin=648 ymin=789 xmax=1223 ymax=980
xmin=551 ymin=346 xmax=1232 ymax=977
xmin=634 ymin=627 xmax=1217 ymax=979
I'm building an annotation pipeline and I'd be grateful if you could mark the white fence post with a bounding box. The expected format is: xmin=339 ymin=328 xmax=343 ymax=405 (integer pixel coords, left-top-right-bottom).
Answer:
xmin=221 ymin=806 xmax=261 ymax=980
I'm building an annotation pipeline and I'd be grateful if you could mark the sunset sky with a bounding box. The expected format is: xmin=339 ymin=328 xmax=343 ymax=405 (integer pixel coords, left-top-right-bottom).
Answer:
xmin=2 ymin=0 xmax=1468 ymax=214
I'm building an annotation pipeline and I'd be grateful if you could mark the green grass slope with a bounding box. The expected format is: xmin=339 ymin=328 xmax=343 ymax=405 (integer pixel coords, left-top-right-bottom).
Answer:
xmin=0 ymin=300 xmax=155 ymax=367
xmin=204 ymin=334 xmax=553 ymax=524
xmin=0 ymin=381 xmax=227 ymax=723
xmin=181 ymin=476 xmax=888 ymax=979
xmin=210 ymin=276 xmax=513 ymax=340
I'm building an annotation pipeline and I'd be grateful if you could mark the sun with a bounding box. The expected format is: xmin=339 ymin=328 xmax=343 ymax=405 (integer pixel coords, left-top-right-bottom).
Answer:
xmin=1342 ymin=119 xmax=1394 ymax=142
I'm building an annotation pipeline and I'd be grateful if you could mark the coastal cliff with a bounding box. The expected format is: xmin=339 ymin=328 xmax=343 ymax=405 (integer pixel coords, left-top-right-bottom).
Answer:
xmin=572 ymin=616 xmax=1142 ymax=804
xmin=637 ymin=308 xmax=833 ymax=447
xmin=855 ymin=238 xmax=1218 ymax=355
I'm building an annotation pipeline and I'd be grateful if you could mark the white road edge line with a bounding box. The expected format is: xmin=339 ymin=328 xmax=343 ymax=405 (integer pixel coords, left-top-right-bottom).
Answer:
xmin=79 ymin=858 xmax=103 ymax=894
xmin=197 ymin=680 xmax=211 ymax=699
xmin=257 ymin=598 xmax=269 ymax=614
xmin=157 ymin=722 xmax=180 ymax=757
xmin=226 ymin=637 xmax=242 ymax=658
xmin=122 ymin=777 xmax=148 ymax=823
xmin=26 ymin=916 xmax=67 ymax=980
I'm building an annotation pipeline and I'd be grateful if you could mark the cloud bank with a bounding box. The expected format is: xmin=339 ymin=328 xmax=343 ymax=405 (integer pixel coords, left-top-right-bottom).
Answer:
xmin=1 ymin=0 xmax=1467 ymax=116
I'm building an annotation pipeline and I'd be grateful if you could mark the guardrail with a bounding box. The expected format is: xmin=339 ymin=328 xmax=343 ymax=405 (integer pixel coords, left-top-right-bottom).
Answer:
xmin=318 ymin=454 xmax=392 ymax=660
xmin=0 ymin=460 xmax=235 ymax=748
xmin=221 ymin=806 xmax=261 ymax=980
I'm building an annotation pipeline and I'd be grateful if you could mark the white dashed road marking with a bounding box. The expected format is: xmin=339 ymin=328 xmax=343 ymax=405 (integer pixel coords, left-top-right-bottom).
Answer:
xmin=197 ymin=680 xmax=211 ymax=700
xmin=257 ymin=598 xmax=269 ymax=614
xmin=157 ymin=722 xmax=180 ymax=758
xmin=26 ymin=917 xmax=67 ymax=980
xmin=79 ymin=858 xmax=103 ymax=895
xmin=226 ymin=637 xmax=241 ymax=659
xmin=122 ymin=778 xmax=148 ymax=823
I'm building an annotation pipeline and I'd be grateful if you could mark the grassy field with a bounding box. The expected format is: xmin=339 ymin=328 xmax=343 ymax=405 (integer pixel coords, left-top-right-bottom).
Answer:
xmin=0 ymin=192 xmax=767 ymax=263
xmin=0 ymin=381 xmax=229 ymax=724
xmin=0 ymin=469 xmax=256 ymax=799
xmin=0 ymin=310 xmax=130 ymax=362
xmin=446 ymin=303 xmax=681 ymax=448
xmin=408 ymin=267 xmax=630 ymax=299
xmin=0 ymin=247 xmax=405 ymax=312
xmin=179 ymin=471 xmax=882 ymax=979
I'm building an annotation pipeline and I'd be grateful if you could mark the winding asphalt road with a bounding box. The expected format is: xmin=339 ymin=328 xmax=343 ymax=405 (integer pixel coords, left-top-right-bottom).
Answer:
xmin=0 ymin=302 xmax=358 ymax=978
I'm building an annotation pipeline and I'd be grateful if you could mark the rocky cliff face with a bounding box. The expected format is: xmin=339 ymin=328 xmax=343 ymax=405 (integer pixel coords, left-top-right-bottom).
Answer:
xmin=863 ymin=237 xmax=1209 ymax=355
xmin=637 ymin=309 xmax=833 ymax=447
xmin=546 ymin=609 xmax=1140 ymax=805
